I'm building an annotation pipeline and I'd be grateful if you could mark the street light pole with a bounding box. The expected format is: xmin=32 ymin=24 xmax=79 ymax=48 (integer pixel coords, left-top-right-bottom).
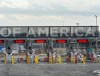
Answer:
xmin=95 ymin=15 xmax=97 ymax=26
xmin=94 ymin=15 xmax=98 ymax=54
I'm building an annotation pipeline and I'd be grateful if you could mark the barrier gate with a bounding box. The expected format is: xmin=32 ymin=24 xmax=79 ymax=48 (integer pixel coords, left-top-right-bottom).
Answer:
xmin=68 ymin=41 xmax=77 ymax=63
xmin=77 ymin=39 xmax=97 ymax=63
xmin=27 ymin=39 xmax=48 ymax=64
xmin=6 ymin=39 xmax=26 ymax=64
xmin=77 ymin=39 xmax=89 ymax=63
xmin=52 ymin=39 xmax=68 ymax=63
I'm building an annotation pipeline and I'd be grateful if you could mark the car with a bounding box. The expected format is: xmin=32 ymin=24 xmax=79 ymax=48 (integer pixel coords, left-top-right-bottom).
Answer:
xmin=38 ymin=54 xmax=48 ymax=62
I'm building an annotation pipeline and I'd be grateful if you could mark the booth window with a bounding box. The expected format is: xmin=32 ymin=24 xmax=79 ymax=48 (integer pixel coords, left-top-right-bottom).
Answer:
xmin=97 ymin=41 xmax=100 ymax=48
xmin=53 ymin=43 xmax=66 ymax=48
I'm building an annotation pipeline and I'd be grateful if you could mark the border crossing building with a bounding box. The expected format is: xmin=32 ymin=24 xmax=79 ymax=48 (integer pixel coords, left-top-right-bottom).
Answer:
xmin=0 ymin=26 xmax=99 ymax=56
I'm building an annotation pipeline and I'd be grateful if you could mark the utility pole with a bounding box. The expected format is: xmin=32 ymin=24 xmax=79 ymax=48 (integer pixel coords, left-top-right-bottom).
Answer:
xmin=94 ymin=15 xmax=98 ymax=54
xmin=95 ymin=15 xmax=97 ymax=26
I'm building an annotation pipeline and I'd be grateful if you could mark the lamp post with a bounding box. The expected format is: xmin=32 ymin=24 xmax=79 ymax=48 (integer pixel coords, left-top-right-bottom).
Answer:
xmin=94 ymin=15 xmax=98 ymax=54
xmin=95 ymin=15 xmax=97 ymax=26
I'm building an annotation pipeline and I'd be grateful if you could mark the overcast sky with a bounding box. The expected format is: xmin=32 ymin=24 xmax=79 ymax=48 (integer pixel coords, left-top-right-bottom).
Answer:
xmin=0 ymin=0 xmax=100 ymax=28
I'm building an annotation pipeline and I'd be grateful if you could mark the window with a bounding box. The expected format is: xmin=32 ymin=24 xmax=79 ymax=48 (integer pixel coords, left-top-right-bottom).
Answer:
xmin=70 ymin=43 xmax=77 ymax=49
xmin=97 ymin=41 xmax=100 ymax=48
xmin=53 ymin=43 xmax=66 ymax=48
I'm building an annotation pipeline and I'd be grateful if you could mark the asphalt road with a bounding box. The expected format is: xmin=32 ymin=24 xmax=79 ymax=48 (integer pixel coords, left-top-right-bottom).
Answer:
xmin=0 ymin=63 xmax=100 ymax=76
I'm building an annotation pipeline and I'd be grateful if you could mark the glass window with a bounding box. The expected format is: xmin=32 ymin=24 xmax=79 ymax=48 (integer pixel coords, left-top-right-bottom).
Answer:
xmin=92 ymin=26 xmax=98 ymax=37
xmin=53 ymin=43 xmax=66 ymax=48
xmin=69 ymin=43 xmax=77 ymax=49
xmin=33 ymin=45 xmax=40 ymax=49
xmin=32 ymin=43 xmax=44 ymax=50
xmin=92 ymin=42 xmax=96 ymax=48
xmin=78 ymin=43 xmax=90 ymax=49
xmin=5 ymin=39 xmax=26 ymax=53
xmin=97 ymin=41 xmax=100 ymax=48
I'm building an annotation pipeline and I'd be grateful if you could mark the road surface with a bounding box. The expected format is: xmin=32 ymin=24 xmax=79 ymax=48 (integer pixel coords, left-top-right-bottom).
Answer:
xmin=0 ymin=63 xmax=100 ymax=76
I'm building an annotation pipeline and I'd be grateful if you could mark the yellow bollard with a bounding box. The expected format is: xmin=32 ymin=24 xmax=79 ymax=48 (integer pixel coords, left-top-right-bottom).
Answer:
xmin=71 ymin=57 xmax=74 ymax=63
xmin=27 ymin=55 xmax=30 ymax=64
xmin=12 ymin=54 xmax=14 ymax=64
xmin=35 ymin=56 xmax=38 ymax=64
xmin=74 ymin=56 xmax=76 ymax=64
xmin=84 ymin=56 xmax=86 ymax=64
xmin=49 ymin=56 xmax=51 ymax=63
xmin=52 ymin=55 xmax=54 ymax=64
xmin=58 ymin=56 xmax=62 ymax=64
xmin=74 ymin=55 xmax=78 ymax=64
xmin=4 ymin=54 xmax=6 ymax=64
xmin=49 ymin=57 xmax=52 ymax=64
xmin=60 ymin=56 xmax=62 ymax=64
xmin=49 ymin=53 xmax=53 ymax=64
xmin=82 ymin=55 xmax=86 ymax=64
xmin=71 ymin=57 xmax=73 ymax=63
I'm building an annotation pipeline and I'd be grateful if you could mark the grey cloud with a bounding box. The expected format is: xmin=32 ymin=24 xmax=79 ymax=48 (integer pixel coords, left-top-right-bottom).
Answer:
xmin=0 ymin=7 xmax=96 ymax=16
xmin=0 ymin=0 xmax=99 ymax=16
